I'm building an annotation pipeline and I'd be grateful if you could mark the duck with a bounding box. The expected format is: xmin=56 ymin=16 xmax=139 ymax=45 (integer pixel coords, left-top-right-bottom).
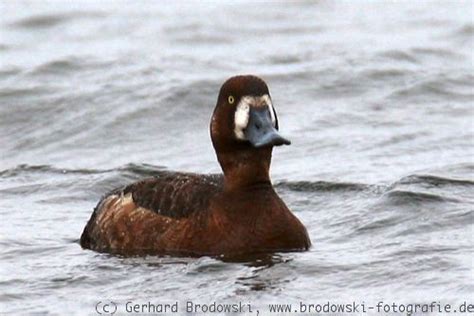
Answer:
xmin=80 ymin=75 xmax=311 ymax=257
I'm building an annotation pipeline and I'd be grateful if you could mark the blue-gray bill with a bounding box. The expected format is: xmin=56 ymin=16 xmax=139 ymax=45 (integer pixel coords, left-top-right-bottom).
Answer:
xmin=244 ymin=108 xmax=291 ymax=148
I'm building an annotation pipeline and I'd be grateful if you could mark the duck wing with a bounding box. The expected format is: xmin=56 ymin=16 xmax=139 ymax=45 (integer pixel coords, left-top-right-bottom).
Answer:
xmin=80 ymin=171 xmax=223 ymax=251
xmin=122 ymin=171 xmax=223 ymax=218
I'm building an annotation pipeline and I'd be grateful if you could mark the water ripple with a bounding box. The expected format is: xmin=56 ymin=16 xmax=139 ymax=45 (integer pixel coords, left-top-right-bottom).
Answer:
xmin=10 ymin=11 xmax=105 ymax=29
xmin=383 ymin=190 xmax=462 ymax=204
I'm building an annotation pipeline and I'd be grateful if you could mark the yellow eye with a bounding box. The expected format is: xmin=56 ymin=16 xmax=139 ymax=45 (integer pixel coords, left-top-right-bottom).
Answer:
xmin=228 ymin=95 xmax=235 ymax=104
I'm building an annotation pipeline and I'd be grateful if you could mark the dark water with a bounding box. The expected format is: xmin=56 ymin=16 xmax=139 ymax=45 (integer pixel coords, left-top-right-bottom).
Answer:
xmin=1 ymin=1 xmax=473 ymax=315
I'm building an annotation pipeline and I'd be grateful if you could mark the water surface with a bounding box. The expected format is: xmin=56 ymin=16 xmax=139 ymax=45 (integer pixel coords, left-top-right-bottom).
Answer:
xmin=0 ymin=1 xmax=473 ymax=315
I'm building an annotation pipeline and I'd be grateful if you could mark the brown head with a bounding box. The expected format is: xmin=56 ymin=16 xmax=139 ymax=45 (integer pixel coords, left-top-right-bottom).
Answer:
xmin=210 ymin=75 xmax=290 ymax=190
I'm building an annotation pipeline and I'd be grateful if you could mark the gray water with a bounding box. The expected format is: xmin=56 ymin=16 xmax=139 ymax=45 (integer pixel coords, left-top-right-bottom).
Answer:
xmin=0 ymin=1 xmax=473 ymax=315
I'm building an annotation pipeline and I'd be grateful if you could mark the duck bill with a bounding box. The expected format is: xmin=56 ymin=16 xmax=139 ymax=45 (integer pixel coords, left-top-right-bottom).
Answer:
xmin=244 ymin=108 xmax=291 ymax=148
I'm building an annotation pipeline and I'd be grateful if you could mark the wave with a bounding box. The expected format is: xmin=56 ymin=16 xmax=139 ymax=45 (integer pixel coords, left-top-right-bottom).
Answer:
xmin=10 ymin=11 xmax=104 ymax=29
xmin=382 ymin=190 xmax=461 ymax=204
xmin=275 ymin=180 xmax=382 ymax=193
xmin=0 ymin=164 xmax=170 ymax=199
xmin=377 ymin=50 xmax=419 ymax=64
xmin=29 ymin=57 xmax=111 ymax=76
xmin=0 ymin=86 xmax=52 ymax=99
xmin=1 ymin=165 xmax=471 ymax=206
xmin=396 ymin=174 xmax=474 ymax=187
xmin=451 ymin=23 xmax=474 ymax=39
xmin=388 ymin=76 xmax=474 ymax=102
xmin=0 ymin=44 xmax=10 ymax=52
xmin=0 ymin=163 xmax=167 ymax=178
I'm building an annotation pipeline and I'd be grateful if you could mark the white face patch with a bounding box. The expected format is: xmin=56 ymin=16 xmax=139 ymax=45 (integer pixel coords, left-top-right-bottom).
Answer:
xmin=234 ymin=96 xmax=251 ymax=140
xmin=233 ymin=94 xmax=276 ymax=140
xmin=263 ymin=95 xmax=276 ymax=127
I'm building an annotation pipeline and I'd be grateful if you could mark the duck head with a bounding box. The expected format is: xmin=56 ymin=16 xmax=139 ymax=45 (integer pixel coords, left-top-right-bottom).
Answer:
xmin=210 ymin=75 xmax=290 ymax=190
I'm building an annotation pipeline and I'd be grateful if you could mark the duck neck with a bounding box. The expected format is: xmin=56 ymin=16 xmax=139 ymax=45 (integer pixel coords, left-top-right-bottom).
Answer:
xmin=217 ymin=147 xmax=273 ymax=191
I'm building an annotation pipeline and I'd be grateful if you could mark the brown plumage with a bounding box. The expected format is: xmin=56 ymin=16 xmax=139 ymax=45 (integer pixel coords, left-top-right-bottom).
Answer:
xmin=80 ymin=75 xmax=311 ymax=256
